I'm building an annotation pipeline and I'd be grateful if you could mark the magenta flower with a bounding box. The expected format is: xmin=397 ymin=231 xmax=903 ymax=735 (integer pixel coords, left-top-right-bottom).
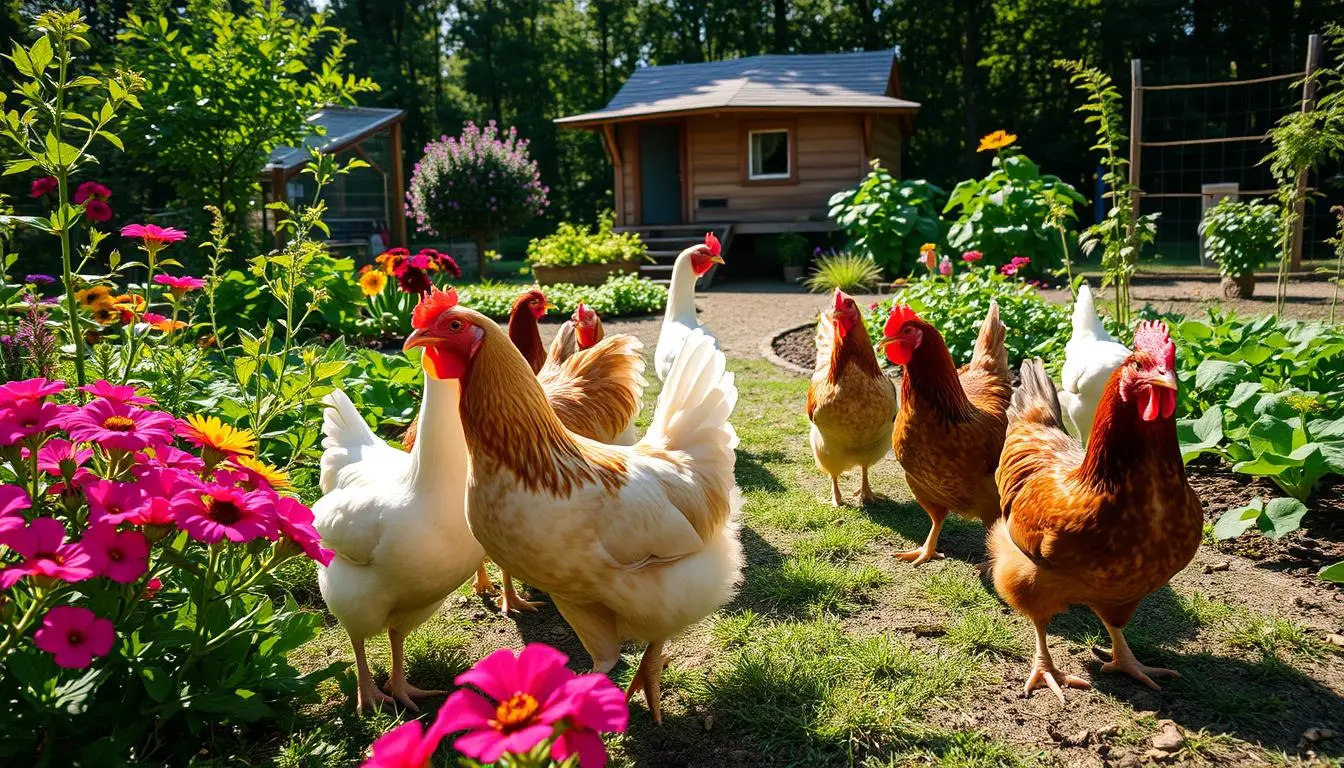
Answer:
xmin=1012 ymin=255 xmax=1031 ymax=267
xmin=362 ymin=718 xmax=449 ymax=768
xmin=0 ymin=484 xmax=31 ymax=537
xmin=33 ymin=605 xmax=115 ymax=669
xmin=171 ymin=483 xmax=277 ymax=544
xmin=549 ymin=674 xmax=629 ymax=767
xmin=80 ymin=380 xmax=156 ymax=406
xmin=0 ymin=517 xmax=97 ymax=588
xmin=73 ymin=181 xmax=112 ymax=204
xmin=138 ymin=445 xmax=205 ymax=474
xmin=30 ymin=176 xmax=57 ymax=198
xmin=153 ymin=274 xmax=206 ymax=294
xmin=0 ymin=377 xmax=65 ymax=406
xmin=439 ymin=644 xmax=576 ymax=763
xmin=275 ymin=495 xmax=334 ymax=566
xmin=962 ymin=250 xmax=983 ymax=263
xmin=84 ymin=199 xmax=113 ymax=223
xmin=84 ymin=479 xmax=151 ymax=526
xmin=61 ymin=399 xmax=176 ymax=452
xmin=0 ymin=398 xmax=68 ymax=445
xmin=121 ymin=224 xmax=188 ymax=246
xmin=34 ymin=439 xmax=94 ymax=476
xmin=1000 ymin=263 xmax=1019 ymax=277
xmin=938 ymin=256 xmax=953 ymax=276
xmin=81 ymin=524 xmax=150 ymax=584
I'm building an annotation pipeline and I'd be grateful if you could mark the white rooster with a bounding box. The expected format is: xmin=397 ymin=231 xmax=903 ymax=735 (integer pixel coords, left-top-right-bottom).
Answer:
xmin=1057 ymin=282 xmax=1131 ymax=444
xmin=312 ymin=350 xmax=482 ymax=711
xmin=654 ymin=233 xmax=724 ymax=382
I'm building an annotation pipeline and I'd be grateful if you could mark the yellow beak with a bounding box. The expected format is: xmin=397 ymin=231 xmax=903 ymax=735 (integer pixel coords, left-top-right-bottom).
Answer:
xmin=1150 ymin=370 xmax=1179 ymax=390
xmin=709 ymin=254 xmax=725 ymax=265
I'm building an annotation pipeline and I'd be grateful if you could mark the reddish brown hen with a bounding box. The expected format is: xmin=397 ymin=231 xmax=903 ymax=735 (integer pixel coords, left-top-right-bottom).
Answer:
xmin=990 ymin=320 xmax=1203 ymax=703
xmin=878 ymin=302 xmax=1012 ymax=565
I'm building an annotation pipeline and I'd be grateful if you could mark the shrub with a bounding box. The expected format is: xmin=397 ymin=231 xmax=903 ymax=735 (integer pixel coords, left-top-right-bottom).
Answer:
xmin=865 ymin=262 xmax=1071 ymax=371
xmin=526 ymin=212 xmax=646 ymax=268
xmin=407 ymin=120 xmax=549 ymax=276
xmin=1199 ymin=198 xmax=1281 ymax=279
xmin=828 ymin=164 xmax=945 ymax=276
xmin=804 ymin=250 xmax=883 ymax=293
xmin=456 ymin=273 xmax=666 ymax=320
xmin=774 ymin=233 xmax=810 ymax=267
xmin=942 ymin=137 xmax=1086 ymax=278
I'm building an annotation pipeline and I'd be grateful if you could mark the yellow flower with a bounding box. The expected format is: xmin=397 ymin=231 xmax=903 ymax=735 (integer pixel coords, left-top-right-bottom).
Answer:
xmin=360 ymin=270 xmax=388 ymax=297
xmin=181 ymin=414 xmax=256 ymax=460
xmin=977 ymin=130 xmax=1018 ymax=152
xmin=919 ymin=243 xmax=936 ymax=254
xmin=90 ymin=302 xmax=121 ymax=326
xmin=234 ymin=456 xmax=291 ymax=490
xmin=75 ymin=285 xmax=114 ymax=307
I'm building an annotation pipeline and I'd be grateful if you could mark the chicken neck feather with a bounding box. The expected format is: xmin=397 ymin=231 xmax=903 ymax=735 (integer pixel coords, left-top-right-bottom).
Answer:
xmin=1077 ymin=368 xmax=1182 ymax=488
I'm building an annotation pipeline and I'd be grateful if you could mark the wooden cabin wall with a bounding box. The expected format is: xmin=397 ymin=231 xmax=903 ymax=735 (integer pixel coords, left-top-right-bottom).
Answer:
xmin=872 ymin=117 xmax=902 ymax=176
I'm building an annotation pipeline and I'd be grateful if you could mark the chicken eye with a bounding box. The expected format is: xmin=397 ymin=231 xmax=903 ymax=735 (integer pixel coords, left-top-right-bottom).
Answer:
xmin=448 ymin=319 xmax=464 ymax=332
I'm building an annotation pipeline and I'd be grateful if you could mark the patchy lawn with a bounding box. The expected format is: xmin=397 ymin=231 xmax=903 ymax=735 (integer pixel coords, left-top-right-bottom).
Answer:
xmin=271 ymin=360 xmax=1344 ymax=768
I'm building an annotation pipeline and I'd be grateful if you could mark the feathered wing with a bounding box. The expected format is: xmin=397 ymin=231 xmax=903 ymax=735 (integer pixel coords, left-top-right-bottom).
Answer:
xmin=539 ymin=334 xmax=647 ymax=445
xmin=655 ymin=320 xmax=719 ymax=383
xmin=805 ymin=313 xmax=837 ymax=420
xmin=546 ymin=320 xmax=578 ymax=368
xmin=318 ymin=389 xmax=408 ymax=494
xmin=960 ymin=300 xmax=1013 ymax=414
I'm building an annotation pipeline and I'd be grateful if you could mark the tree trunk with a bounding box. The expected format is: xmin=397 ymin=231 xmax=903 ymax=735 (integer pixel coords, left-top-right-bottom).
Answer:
xmin=958 ymin=0 xmax=983 ymax=177
xmin=772 ymin=0 xmax=788 ymax=53
xmin=853 ymin=0 xmax=879 ymax=50
xmin=473 ymin=232 xmax=490 ymax=279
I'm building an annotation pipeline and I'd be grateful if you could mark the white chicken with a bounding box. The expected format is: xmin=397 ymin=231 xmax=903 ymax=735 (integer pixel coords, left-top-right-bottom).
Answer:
xmin=654 ymin=233 xmax=724 ymax=382
xmin=404 ymin=285 xmax=743 ymax=724
xmin=1057 ymin=283 xmax=1131 ymax=444
xmin=312 ymin=328 xmax=482 ymax=712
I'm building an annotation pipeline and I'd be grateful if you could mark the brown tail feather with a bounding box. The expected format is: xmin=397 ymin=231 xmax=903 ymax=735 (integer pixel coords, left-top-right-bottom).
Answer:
xmin=539 ymin=334 xmax=646 ymax=444
xmin=970 ymin=300 xmax=1010 ymax=381
xmin=1007 ymin=358 xmax=1063 ymax=428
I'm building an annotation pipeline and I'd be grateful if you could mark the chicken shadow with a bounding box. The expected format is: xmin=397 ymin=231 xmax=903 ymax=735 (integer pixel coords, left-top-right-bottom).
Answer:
xmin=861 ymin=495 xmax=994 ymax=565
xmin=734 ymin=449 xmax=787 ymax=494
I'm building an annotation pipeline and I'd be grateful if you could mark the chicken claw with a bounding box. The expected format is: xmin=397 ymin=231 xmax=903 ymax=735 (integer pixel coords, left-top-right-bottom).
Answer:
xmin=497 ymin=573 xmax=545 ymax=615
xmin=829 ymin=475 xmax=845 ymax=507
xmin=382 ymin=681 xmax=446 ymax=712
xmin=1093 ymin=628 xmax=1180 ymax=690
xmin=472 ymin=562 xmax=497 ymax=595
xmin=626 ymin=642 xmax=669 ymax=725
xmin=358 ymin=681 xmax=396 ymax=712
xmin=893 ymin=545 xmax=944 ymax=566
xmin=858 ymin=467 xmax=877 ymax=505
xmin=1024 ymin=661 xmax=1091 ymax=704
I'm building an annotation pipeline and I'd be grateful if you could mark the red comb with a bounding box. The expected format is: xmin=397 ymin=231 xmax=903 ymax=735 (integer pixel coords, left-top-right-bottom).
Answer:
xmin=1133 ymin=320 xmax=1175 ymax=367
xmin=833 ymin=289 xmax=849 ymax=312
xmin=411 ymin=286 xmax=459 ymax=330
xmin=883 ymin=304 xmax=920 ymax=336
xmin=704 ymin=232 xmax=721 ymax=257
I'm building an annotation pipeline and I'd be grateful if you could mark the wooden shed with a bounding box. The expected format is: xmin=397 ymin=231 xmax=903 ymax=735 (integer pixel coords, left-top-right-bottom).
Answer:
xmin=556 ymin=50 xmax=919 ymax=275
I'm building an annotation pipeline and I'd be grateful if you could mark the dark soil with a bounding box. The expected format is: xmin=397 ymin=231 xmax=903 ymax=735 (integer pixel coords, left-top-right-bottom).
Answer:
xmin=772 ymin=324 xmax=817 ymax=372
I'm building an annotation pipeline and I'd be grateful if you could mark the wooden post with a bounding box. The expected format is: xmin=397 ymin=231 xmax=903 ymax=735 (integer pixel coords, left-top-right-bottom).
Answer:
xmin=1128 ymin=59 xmax=1143 ymax=236
xmin=390 ymin=120 xmax=408 ymax=248
xmin=1290 ymin=34 xmax=1323 ymax=270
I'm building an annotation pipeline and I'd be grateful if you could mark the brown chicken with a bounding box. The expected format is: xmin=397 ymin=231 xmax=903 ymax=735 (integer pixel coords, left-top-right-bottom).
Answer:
xmin=990 ymin=321 xmax=1202 ymax=702
xmin=877 ymin=302 xmax=1011 ymax=565
xmin=544 ymin=302 xmax=605 ymax=369
xmin=807 ymin=289 xmax=897 ymax=506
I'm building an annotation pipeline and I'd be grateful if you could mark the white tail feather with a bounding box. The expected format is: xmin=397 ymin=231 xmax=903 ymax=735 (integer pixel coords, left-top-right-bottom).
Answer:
xmin=643 ymin=330 xmax=739 ymax=458
xmin=1071 ymin=283 xmax=1114 ymax=343
xmin=318 ymin=389 xmax=383 ymax=494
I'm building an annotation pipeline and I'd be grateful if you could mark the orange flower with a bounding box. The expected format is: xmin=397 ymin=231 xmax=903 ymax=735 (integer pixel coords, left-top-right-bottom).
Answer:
xmin=359 ymin=270 xmax=388 ymax=297
xmin=111 ymin=293 xmax=146 ymax=324
xmin=75 ymin=285 xmax=114 ymax=307
xmin=977 ymin=130 xmax=1017 ymax=152
xmin=180 ymin=414 xmax=256 ymax=462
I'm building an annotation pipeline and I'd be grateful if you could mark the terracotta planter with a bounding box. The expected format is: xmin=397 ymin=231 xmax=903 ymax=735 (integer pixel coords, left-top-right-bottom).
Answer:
xmin=531 ymin=259 xmax=642 ymax=286
xmin=1221 ymin=274 xmax=1256 ymax=299
xmin=783 ymin=265 xmax=805 ymax=283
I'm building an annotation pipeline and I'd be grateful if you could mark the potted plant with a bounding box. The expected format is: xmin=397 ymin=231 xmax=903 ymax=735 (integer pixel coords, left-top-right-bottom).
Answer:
xmin=1199 ymin=198 xmax=1280 ymax=299
xmin=526 ymin=212 xmax=647 ymax=285
xmin=775 ymin=232 xmax=809 ymax=283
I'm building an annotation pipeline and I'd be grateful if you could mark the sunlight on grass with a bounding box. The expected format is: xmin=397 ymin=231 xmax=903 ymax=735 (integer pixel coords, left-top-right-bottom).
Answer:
xmin=749 ymin=555 xmax=891 ymax=616
xmin=943 ymin=611 xmax=1026 ymax=659
xmin=793 ymin=520 xmax=884 ymax=561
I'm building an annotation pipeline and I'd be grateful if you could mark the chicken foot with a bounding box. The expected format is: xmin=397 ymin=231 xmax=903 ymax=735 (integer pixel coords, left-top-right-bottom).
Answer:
xmin=382 ymin=628 xmax=446 ymax=712
xmin=858 ymin=466 xmax=877 ymax=505
xmin=473 ymin=561 xmax=497 ymax=595
xmin=625 ymin=641 xmax=669 ymax=725
xmin=1023 ymin=618 xmax=1090 ymax=704
xmin=1093 ymin=620 xmax=1180 ymax=690
xmin=829 ymin=475 xmax=845 ymax=507
xmin=497 ymin=572 xmax=546 ymax=615
xmin=894 ymin=503 xmax=947 ymax=566
xmin=351 ymin=636 xmax=394 ymax=712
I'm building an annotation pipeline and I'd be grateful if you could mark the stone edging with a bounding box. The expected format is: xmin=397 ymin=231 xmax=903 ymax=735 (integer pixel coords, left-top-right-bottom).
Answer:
xmin=760 ymin=321 xmax=815 ymax=378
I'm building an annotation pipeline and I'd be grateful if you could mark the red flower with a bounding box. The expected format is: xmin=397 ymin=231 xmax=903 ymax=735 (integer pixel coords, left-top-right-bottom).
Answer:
xmin=73 ymin=181 xmax=112 ymax=204
xmin=84 ymin=199 xmax=113 ymax=223
xmin=961 ymin=250 xmax=983 ymax=263
xmin=33 ymin=605 xmax=115 ymax=669
xmin=30 ymin=176 xmax=57 ymax=198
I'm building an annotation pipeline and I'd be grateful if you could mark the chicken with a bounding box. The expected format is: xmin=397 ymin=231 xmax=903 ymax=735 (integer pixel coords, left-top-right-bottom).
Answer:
xmin=509 ymin=287 xmax=554 ymax=374
xmin=654 ymin=233 xmax=724 ymax=382
xmin=1058 ymin=283 xmax=1131 ymax=444
xmin=807 ymin=289 xmax=898 ymax=506
xmin=546 ymin=302 xmax=605 ymax=367
xmin=877 ymin=302 xmax=1012 ymax=565
xmin=404 ymin=286 xmax=742 ymax=724
xmin=313 ymin=299 xmax=482 ymax=711
xmin=990 ymin=320 xmax=1202 ymax=703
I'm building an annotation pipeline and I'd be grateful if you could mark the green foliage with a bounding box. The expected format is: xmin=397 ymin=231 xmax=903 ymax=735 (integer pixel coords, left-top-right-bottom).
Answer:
xmin=803 ymin=250 xmax=883 ymax=293
xmin=1056 ymin=59 xmax=1159 ymax=329
xmin=774 ymin=232 xmax=810 ymax=267
xmin=865 ymin=264 xmax=1071 ymax=371
xmin=828 ymin=164 xmax=945 ymax=276
xmin=456 ymin=273 xmax=666 ymax=320
xmin=525 ymin=212 xmax=645 ymax=268
xmin=117 ymin=0 xmax=377 ymax=243
xmin=942 ymin=147 xmax=1085 ymax=277
xmin=1198 ymin=198 xmax=1281 ymax=278
xmin=1326 ymin=206 xmax=1344 ymax=323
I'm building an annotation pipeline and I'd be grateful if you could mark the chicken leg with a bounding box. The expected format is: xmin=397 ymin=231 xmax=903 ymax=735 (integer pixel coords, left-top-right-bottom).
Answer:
xmin=1094 ymin=619 xmax=1180 ymax=690
xmin=1023 ymin=617 xmax=1090 ymax=703
xmin=351 ymin=635 xmax=393 ymax=712
xmin=829 ymin=475 xmax=844 ymax=507
xmin=497 ymin=572 xmax=545 ymax=615
xmin=894 ymin=500 xmax=947 ymax=566
xmin=383 ymin=628 xmax=446 ymax=711
xmin=858 ymin=466 xmax=877 ymax=505
xmin=625 ymin=641 xmax=669 ymax=725
xmin=472 ymin=561 xmax=497 ymax=595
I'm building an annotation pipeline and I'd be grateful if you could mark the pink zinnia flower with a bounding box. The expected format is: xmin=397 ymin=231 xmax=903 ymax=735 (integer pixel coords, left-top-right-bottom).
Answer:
xmin=362 ymin=717 xmax=449 ymax=768
xmin=80 ymin=380 xmax=155 ymax=406
xmin=0 ymin=517 xmax=97 ymax=588
xmin=0 ymin=484 xmax=31 ymax=537
xmin=83 ymin=199 xmax=113 ymax=223
xmin=439 ymin=644 xmax=577 ymax=764
xmin=33 ymin=605 xmax=115 ymax=669
xmin=938 ymin=256 xmax=953 ymax=276
xmin=34 ymin=438 xmax=94 ymax=476
xmin=962 ymin=250 xmax=983 ymax=263
xmin=153 ymin=274 xmax=206 ymax=294
xmin=61 ymin=400 xmax=176 ymax=452
xmin=276 ymin=495 xmax=333 ymax=566
xmin=73 ymin=181 xmax=112 ymax=204
xmin=81 ymin=524 xmax=150 ymax=584
xmin=171 ymin=483 xmax=277 ymax=544
xmin=0 ymin=398 xmax=67 ymax=445
xmin=83 ymin=478 xmax=151 ymax=526
xmin=142 ymin=577 xmax=163 ymax=600
xmin=30 ymin=176 xmax=57 ymax=198
xmin=1011 ymin=255 xmax=1031 ymax=267
xmin=1000 ymin=263 xmax=1019 ymax=277
xmin=549 ymin=674 xmax=629 ymax=767
xmin=0 ymin=377 xmax=65 ymax=406
xmin=121 ymin=224 xmax=188 ymax=246
xmin=137 ymin=446 xmax=205 ymax=475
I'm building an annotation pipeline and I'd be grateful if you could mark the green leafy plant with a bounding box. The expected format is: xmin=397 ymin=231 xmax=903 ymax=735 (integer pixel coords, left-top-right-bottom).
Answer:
xmin=525 ymin=212 xmax=646 ymax=268
xmin=456 ymin=273 xmax=666 ymax=320
xmin=0 ymin=9 xmax=144 ymax=387
xmin=942 ymin=139 xmax=1085 ymax=278
xmin=1213 ymin=496 xmax=1310 ymax=541
xmin=804 ymin=250 xmax=883 ymax=293
xmin=828 ymin=163 xmax=945 ymax=275
xmin=1325 ymin=205 xmax=1344 ymax=323
xmin=1056 ymin=60 xmax=1160 ymax=329
xmin=774 ymin=232 xmax=809 ymax=268
xmin=1199 ymin=198 xmax=1281 ymax=279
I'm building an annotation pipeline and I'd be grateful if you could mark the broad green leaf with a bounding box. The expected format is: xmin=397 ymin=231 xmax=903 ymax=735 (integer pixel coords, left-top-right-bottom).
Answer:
xmin=2 ymin=159 xmax=39 ymax=175
xmin=1320 ymin=561 xmax=1344 ymax=584
xmin=1257 ymin=497 xmax=1308 ymax=540
xmin=1194 ymin=359 xmax=1250 ymax=392
xmin=1178 ymin=406 xmax=1224 ymax=462
xmin=1247 ymin=415 xmax=1294 ymax=457
xmin=1311 ymin=416 xmax=1344 ymax=441
xmin=1213 ymin=500 xmax=1261 ymax=540
xmin=27 ymin=35 xmax=52 ymax=73
xmin=1226 ymin=381 xmax=1262 ymax=411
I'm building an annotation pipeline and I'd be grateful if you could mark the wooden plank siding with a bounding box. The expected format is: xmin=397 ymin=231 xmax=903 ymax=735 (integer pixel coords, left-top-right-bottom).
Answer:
xmin=872 ymin=116 xmax=903 ymax=176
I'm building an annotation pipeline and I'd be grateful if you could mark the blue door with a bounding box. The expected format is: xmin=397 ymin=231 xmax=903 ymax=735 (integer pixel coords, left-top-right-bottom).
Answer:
xmin=639 ymin=124 xmax=682 ymax=225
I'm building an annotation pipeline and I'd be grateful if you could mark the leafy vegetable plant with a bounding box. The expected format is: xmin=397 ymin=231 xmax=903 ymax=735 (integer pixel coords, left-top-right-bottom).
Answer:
xmin=1198 ymin=198 xmax=1280 ymax=279
xmin=526 ymin=211 xmax=646 ymax=268
xmin=828 ymin=164 xmax=946 ymax=276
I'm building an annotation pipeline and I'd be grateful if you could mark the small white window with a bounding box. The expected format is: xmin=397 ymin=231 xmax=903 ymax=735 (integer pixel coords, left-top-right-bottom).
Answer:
xmin=748 ymin=129 xmax=791 ymax=180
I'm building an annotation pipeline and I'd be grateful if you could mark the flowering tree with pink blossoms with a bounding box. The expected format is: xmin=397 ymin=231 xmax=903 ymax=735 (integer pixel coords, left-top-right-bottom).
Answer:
xmin=407 ymin=121 xmax=549 ymax=277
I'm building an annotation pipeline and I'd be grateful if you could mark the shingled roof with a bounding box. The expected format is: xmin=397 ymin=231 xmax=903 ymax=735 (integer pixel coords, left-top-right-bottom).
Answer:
xmin=555 ymin=50 xmax=918 ymax=127
xmin=266 ymin=106 xmax=405 ymax=175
